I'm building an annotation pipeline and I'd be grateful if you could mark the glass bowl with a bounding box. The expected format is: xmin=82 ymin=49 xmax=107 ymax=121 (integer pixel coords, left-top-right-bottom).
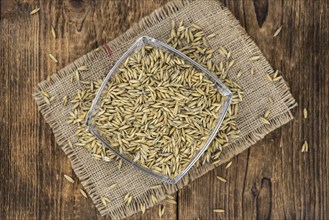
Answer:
xmin=86 ymin=36 xmax=232 ymax=184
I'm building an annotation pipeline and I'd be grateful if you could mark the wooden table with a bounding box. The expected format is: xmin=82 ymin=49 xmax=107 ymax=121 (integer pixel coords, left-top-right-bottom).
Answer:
xmin=1 ymin=0 xmax=328 ymax=219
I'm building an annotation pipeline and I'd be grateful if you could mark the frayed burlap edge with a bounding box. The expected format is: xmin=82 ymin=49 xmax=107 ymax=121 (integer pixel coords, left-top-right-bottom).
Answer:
xmin=33 ymin=0 xmax=296 ymax=218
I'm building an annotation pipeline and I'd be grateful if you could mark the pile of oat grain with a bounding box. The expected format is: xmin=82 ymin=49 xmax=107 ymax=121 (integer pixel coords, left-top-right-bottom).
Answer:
xmin=67 ymin=20 xmax=243 ymax=178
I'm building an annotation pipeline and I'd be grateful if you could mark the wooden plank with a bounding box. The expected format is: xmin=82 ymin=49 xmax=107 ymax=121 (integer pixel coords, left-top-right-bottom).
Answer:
xmin=178 ymin=0 xmax=329 ymax=219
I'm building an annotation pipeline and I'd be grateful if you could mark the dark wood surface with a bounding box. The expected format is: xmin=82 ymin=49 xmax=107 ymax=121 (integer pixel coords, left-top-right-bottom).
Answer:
xmin=1 ymin=0 xmax=328 ymax=219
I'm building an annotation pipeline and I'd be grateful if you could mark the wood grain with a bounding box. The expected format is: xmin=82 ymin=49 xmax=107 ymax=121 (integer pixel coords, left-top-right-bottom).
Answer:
xmin=0 ymin=0 xmax=328 ymax=219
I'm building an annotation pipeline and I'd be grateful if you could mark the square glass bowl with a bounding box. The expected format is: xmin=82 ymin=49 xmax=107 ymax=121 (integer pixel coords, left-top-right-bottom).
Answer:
xmin=86 ymin=36 xmax=232 ymax=184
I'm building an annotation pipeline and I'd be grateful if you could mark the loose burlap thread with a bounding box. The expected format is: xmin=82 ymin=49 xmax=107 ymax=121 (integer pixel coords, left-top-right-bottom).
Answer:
xmin=34 ymin=0 xmax=296 ymax=218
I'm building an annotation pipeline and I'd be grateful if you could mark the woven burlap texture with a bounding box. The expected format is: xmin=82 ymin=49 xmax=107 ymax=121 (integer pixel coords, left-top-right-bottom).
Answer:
xmin=34 ymin=0 xmax=296 ymax=218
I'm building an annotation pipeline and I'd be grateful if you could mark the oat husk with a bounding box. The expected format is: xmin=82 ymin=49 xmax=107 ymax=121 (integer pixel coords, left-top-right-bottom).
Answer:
xmin=33 ymin=0 xmax=296 ymax=218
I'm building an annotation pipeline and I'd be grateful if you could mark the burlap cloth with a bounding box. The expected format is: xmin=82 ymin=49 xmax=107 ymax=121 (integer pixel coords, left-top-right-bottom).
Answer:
xmin=34 ymin=0 xmax=296 ymax=218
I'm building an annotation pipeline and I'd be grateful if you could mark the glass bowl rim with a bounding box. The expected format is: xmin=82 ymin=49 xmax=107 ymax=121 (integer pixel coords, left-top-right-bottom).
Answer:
xmin=86 ymin=36 xmax=232 ymax=184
